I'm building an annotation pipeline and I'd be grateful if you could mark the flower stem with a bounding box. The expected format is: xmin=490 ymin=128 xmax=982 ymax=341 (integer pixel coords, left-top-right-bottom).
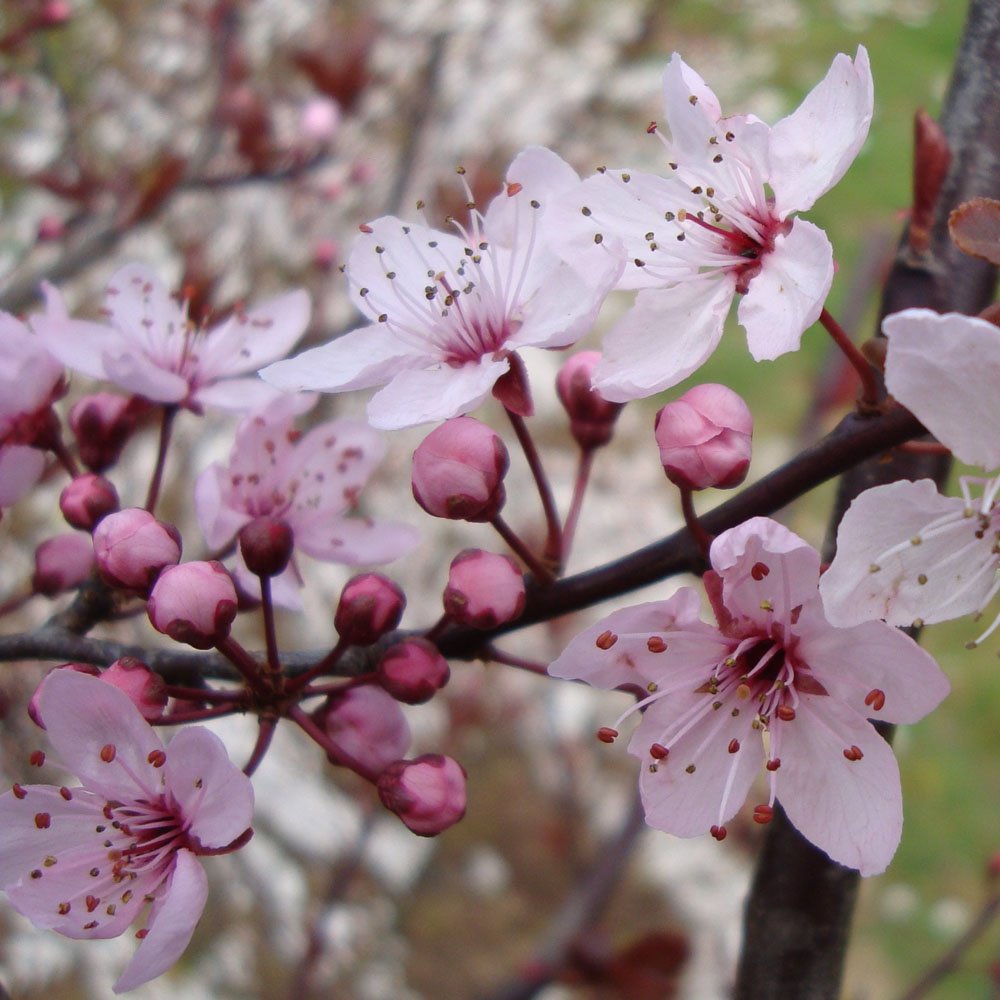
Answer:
xmin=145 ymin=404 xmax=177 ymax=514
xmin=243 ymin=715 xmax=278 ymax=776
xmin=679 ymin=487 xmax=713 ymax=562
xmin=819 ymin=308 xmax=880 ymax=409
xmin=216 ymin=635 xmax=269 ymax=696
xmin=490 ymin=514 xmax=555 ymax=584
xmin=285 ymin=638 xmax=347 ymax=694
xmin=259 ymin=575 xmax=281 ymax=672
xmin=288 ymin=703 xmax=381 ymax=783
xmin=484 ymin=644 xmax=549 ymax=675
xmin=506 ymin=408 xmax=563 ymax=572
xmin=562 ymin=448 xmax=595 ymax=562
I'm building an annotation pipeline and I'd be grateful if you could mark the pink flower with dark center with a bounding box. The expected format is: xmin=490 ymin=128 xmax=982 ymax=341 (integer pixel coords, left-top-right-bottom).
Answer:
xmin=0 ymin=670 xmax=254 ymax=993
xmin=0 ymin=310 xmax=66 ymax=507
xmin=822 ymin=309 xmax=1000 ymax=639
xmin=259 ymin=146 xmax=621 ymax=429
xmin=548 ymin=517 xmax=948 ymax=875
xmin=551 ymin=49 xmax=872 ymax=400
xmin=195 ymin=395 xmax=418 ymax=608
xmin=34 ymin=263 xmax=310 ymax=413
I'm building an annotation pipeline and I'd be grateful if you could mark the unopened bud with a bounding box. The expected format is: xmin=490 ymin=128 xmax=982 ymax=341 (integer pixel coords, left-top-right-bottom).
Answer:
xmin=33 ymin=532 xmax=94 ymax=595
xmin=411 ymin=417 xmax=508 ymax=522
xmin=238 ymin=516 xmax=294 ymax=577
xmin=443 ymin=549 xmax=525 ymax=629
xmin=654 ymin=383 xmax=753 ymax=491
xmin=334 ymin=573 xmax=405 ymax=645
xmin=377 ymin=638 xmax=450 ymax=704
xmin=377 ymin=754 xmax=467 ymax=836
xmin=60 ymin=473 xmax=119 ymax=530
xmin=316 ymin=685 xmax=410 ymax=775
xmin=556 ymin=351 xmax=623 ymax=449
xmin=69 ymin=393 xmax=145 ymax=472
xmin=101 ymin=657 xmax=167 ymax=721
xmin=36 ymin=216 xmax=65 ymax=242
xmin=93 ymin=508 xmax=181 ymax=594
xmin=147 ymin=561 xmax=237 ymax=649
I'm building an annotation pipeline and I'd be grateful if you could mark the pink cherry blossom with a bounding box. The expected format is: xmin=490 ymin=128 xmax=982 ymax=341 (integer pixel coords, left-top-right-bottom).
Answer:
xmin=550 ymin=49 xmax=872 ymax=401
xmin=821 ymin=309 xmax=1000 ymax=635
xmin=195 ymin=395 xmax=419 ymax=607
xmin=0 ymin=310 xmax=66 ymax=507
xmin=33 ymin=263 xmax=310 ymax=412
xmin=0 ymin=669 xmax=254 ymax=993
xmin=259 ymin=146 xmax=621 ymax=429
xmin=548 ymin=517 xmax=948 ymax=875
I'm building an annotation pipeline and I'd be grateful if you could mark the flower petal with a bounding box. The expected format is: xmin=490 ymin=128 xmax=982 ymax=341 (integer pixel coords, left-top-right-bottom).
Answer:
xmin=820 ymin=479 xmax=990 ymax=627
xmin=0 ymin=446 xmax=46 ymax=507
xmin=259 ymin=323 xmax=418 ymax=394
xmin=39 ymin=671 xmax=165 ymax=802
xmin=197 ymin=290 xmax=311 ymax=379
xmin=163 ymin=727 xmax=253 ymax=850
xmin=547 ymin=589 xmax=716 ymax=691
xmin=737 ymin=219 xmax=833 ymax=361
xmin=883 ymin=309 xmax=1000 ymax=469
xmin=113 ymin=849 xmax=208 ymax=993
xmin=296 ymin=516 xmax=420 ymax=565
xmin=769 ymin=46 xmax=873 ymax=216
xmin=777 ymin=695 xmax=901 ymax=876
xmin=633 ymin=689 xmax=762 ymax=837
xmin=593 ymin=278 xmax=734 ymax=401
xmin=795 ymin=608 xmax=950 ymax=724
xmin=365 ymin=357 xmax=510 ymax=429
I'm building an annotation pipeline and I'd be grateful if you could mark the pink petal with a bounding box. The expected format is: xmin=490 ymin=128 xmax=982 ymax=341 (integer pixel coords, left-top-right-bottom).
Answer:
xmin=0 ymin=446 xmax=46 ymax=506
xmin=661 ymin=55 xmax=726 ymax=168
xmin=259 ymin=323 xmax=418 ymax=393
xmin=710 ymin=517 xmax=822 ymax=625
xmin=593 ymin=278 xmax=734 ymax=402
xmin=192 ymin=377 xmax=287 ymax=412
xmin=194 ymin=464 xmax=252 ymax=550
xmin=366 ymin=357 xmax=510 ymax=429
xmin=113 ymin=850 xmax=208 ymax=993
xmin=777 ymin=695 xmax=901 ymax=876
xmin=38 ymin=671 xmax=165 ymax=802
xmin=795 ymin=607 xmax=950 ymax=724
xmin=820 ymin=479 xmax=988 ymax=627
xmin=163 ymin=728 xmax=254 ymax=850
xmin=883 ymin=309 xmax=1000 ymax=469
xmin=737 ymin=219 xmax=833 ymax=361
xmin=197 ymin=289 xmax=311 ymax=379
xmin=32 ymin=284 xmax=128 ymax=382
xmin=483 ymin=145 xmax=582 ymax=247
xmin=633 ymin=689 xmax=762 ymax=837
xmin=296 ymin=516 xmax=420 ymax=565
xmin=102 ymin=348 xmax=189 ymax=404
xmin=509 ymin=247 xmax=621 ymax=351
xmin=769 ymin=47 xmax=874 ymax=217
xmin=547 ymin=590 xmax=714 ymax=690
xmin=345 ymin=218 xmax=468 ymax=320
xmin=103 ymin=264 xmax=182 ymax=345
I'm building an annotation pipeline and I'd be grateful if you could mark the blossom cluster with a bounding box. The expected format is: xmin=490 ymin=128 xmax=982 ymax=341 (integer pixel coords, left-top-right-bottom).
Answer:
xmin=0 ymin=33 xmax=983 ymax=996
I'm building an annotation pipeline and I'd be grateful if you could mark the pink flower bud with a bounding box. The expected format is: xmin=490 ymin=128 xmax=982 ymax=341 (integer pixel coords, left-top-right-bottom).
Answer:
xmin=316 ymin=685 xmax=410 ymax=776
xmin=29 ymin=664 xmax=100 ymax=727
xmin=411 ymin=417 xmax=509 ymax=522
xmin=377 ymin=638 xmax=450 ymax=705
xmin=40 ymin=0 xmax=72 ymax=25
xmin=93 ymin=508 xmax=181 ymax=593
xmin=334 ymin=573 xmax=405 ymax=646
xmin=32 ymin=532 xmax=94 ymax=595
xmin=60 ymin=473 xmax=120 ymax=530
xmin=443 ymin=549 xmax=525 ymax=629
xmin=312 ymin=238 xmax=339 ymax=270
xmin=377 ymin=754 xmax=467 ymax=836
xmin=147 ymin=561 xmax=237 ymax=649
xmin=238 ymin=516 xmax=294 ymax=577
xmin=100 ymin=657 xmax=167 ymax=721
xmin=69 ymin=392 xmax=145 ymax=472
xmin=299 ymin=96 xmax=341 ymax=141
xmin=556 ymin=351 xmax=623 ymax=450
xmin=654 ymin=384 xmax=753 ymax=491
